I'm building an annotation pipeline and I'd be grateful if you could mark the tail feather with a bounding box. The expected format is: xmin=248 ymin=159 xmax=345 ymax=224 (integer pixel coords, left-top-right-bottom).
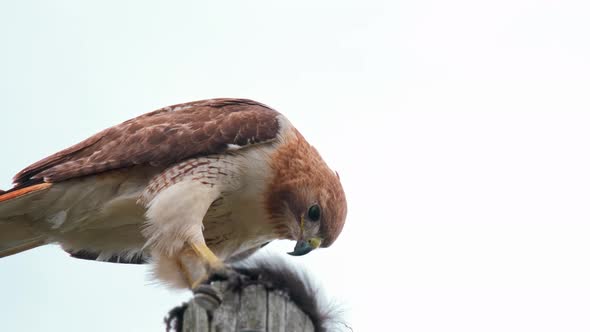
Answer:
xmin=0 ymin=183 xmax=52 ymax=258
xmin=0 ymin=236 xmax=46 ymax=258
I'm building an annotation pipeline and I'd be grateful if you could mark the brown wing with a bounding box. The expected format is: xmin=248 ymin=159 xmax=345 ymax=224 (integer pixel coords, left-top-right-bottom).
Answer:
xmin=14 ymin=98 xmax=280 ymax=185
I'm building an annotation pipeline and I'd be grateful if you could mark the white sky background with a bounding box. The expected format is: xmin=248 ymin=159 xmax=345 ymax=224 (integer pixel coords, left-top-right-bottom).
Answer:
xmin=1 ymin=0 xmax=590 ymax=331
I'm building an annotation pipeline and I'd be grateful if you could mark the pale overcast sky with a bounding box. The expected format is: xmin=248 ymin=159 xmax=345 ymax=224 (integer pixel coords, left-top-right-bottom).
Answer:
xmin=1 ymin=1 xmax=590 ymax=331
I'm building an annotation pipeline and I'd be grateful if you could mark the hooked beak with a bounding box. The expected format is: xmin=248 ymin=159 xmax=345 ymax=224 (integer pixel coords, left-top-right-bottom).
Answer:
xmin=288 ymin=237 xmax=322 ymax=256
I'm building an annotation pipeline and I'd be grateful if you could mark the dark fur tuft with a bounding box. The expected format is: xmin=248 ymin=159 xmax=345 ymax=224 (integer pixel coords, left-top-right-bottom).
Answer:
xmin=229 ymin=255 xmax=347 ymax=332
xmin=164 ymin=301 xmax=187 ymax=332
xmin=165 ymin=255 xmax=349 ymax=332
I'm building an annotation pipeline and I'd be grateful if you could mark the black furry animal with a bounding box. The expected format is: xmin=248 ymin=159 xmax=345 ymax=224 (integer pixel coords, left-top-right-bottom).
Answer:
xmin=165 ymin=255 xmax=349 ymax=332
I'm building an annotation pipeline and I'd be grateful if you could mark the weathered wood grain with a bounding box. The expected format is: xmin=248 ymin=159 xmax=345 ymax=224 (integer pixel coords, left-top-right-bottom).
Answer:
xmin=284 ymin=301 xmax=307 ymax=332
xmin=209 ymin=281 xmax=239 ymax=332
xmin=182 ymin=299 xmax=209 ymax=332
xmin=267 ymin=291 xmax=287 ymax=332
xmin=236 ymin=284 xmax=267 ymax=331
xmin=180 ymin=281 xmax=316 ymax=332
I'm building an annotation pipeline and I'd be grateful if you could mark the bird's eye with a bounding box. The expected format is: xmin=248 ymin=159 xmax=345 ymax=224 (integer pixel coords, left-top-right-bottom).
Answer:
xmin=307 ymin=204 xmax=321 ymax=222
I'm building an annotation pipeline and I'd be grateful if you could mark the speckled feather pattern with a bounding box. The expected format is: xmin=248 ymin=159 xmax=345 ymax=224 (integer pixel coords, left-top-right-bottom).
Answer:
xmin=13 ymin=99 xmax=279 ymax=184
xmin=139 ymin=156 xmax=233 ymax=205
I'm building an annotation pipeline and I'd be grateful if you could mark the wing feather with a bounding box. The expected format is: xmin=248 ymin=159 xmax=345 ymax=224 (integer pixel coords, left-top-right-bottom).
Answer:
xmin=13 ymin=98 xmax=280 ymax=184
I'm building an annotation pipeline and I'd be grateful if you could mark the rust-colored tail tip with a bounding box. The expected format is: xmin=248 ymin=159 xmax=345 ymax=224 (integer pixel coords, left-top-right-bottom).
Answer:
xmin=0 ymin=183 xmax=52 ymax=203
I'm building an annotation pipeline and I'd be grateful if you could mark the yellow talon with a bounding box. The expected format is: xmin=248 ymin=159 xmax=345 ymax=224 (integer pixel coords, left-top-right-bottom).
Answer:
xmin=189 ymin=242 xmax=224 ymax=270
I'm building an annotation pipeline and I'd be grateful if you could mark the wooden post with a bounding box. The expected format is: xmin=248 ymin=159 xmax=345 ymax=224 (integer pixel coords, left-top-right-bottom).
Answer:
xmin=166 ymin=280 xmax=316 ymax=332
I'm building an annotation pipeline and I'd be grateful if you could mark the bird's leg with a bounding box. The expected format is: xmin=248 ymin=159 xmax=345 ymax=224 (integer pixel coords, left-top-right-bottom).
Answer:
xmin=169 ymin=245 xmax=205 ymax=289
xmin=188 ymin=242 xmax=224 ymax=271
xmin=176 ymin=256 xmax=198 ymax=288
xmin=175 ymin=241 xmax=230 ymax=290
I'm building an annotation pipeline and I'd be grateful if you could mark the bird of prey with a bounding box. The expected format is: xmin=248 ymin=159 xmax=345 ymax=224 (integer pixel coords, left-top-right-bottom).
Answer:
xmin=0 ymin=98 xmax=347 ymax=289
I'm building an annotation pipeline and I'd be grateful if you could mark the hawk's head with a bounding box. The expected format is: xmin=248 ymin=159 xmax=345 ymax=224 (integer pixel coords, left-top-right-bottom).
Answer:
xmin=266 ymin=128 xmax=347 ymax=256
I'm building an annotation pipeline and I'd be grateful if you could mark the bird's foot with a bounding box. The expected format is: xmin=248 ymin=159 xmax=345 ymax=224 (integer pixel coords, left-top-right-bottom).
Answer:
xmin=190 ymin=265 xmax=243 ymax=311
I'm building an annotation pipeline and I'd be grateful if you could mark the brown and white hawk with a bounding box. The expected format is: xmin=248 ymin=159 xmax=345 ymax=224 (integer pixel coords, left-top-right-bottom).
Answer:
xmin=0 ymin=98 xmax=347 ymax=288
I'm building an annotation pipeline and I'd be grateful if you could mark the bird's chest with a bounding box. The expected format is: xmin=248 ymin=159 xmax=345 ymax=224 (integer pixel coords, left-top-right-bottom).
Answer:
xmin=202 ymin=193 xmax=275 ymax=260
